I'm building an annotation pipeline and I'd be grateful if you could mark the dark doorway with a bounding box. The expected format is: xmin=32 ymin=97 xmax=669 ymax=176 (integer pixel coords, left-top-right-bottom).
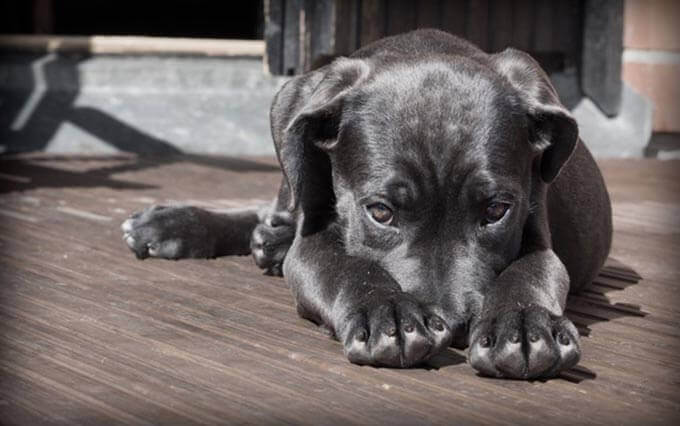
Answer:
xmin=0 ymin=0 xmax=264 ymax=40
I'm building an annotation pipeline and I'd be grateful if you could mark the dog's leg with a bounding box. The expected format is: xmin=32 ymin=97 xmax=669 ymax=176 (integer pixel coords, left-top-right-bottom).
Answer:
xmin=468 ymin=250 xmax=580 ymax=379
xmin=284 ymin=225 xmax=453 ymax=368
xmin=121 ymin=205 xmax=261 ymax=260
xmin=121 ymin=179 xmax=297 ymax=271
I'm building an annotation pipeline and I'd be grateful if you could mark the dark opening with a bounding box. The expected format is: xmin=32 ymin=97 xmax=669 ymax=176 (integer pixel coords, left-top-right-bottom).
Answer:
xmin=0 ymin=0 xmax=264 ymax=40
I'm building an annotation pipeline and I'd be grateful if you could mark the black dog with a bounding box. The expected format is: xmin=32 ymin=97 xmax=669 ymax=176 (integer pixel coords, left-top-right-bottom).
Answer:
xmin=122 ymin=29 xmax=612 ymax=379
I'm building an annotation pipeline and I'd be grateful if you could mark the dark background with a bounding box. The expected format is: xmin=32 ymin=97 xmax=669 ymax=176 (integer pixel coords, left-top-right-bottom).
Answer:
xmin=0 ymin=0 xmax=263 ymax=39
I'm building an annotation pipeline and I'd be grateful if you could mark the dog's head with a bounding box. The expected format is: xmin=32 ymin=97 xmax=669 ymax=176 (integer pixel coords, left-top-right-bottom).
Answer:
xmin=279 ymin=49 xmax=577 ymax=323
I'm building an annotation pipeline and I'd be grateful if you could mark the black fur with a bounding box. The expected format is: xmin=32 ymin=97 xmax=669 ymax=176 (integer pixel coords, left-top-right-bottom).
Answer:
xmin=122 ymin=29 xmax=612 ymax=379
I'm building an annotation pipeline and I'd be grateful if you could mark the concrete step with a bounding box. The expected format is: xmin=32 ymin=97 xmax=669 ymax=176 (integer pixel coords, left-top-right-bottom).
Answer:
xmin=1 ymin=53 xmax=288 ymax=155
xmin=0 ymin=52 xmax=653 ymax=157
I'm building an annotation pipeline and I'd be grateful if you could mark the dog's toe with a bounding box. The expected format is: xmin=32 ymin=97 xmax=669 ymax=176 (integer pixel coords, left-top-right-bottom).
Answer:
xmin=343 ymin=314 xmax=372 ymax=365
xmin=469 ymin=337 xmax=499 ymax=377
xmin=121 ymin=218 xmax=134 ymax=233
xmin=400 ymin=326 xmax=432 ymax=366
xmin=122 ymin=226 xmax=150 ymax=259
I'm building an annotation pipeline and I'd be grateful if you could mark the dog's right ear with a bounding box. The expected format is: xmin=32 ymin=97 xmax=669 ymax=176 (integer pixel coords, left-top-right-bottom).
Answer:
xmin=277 ymin=58 xmax=370 ymax=216
xmin=491 ymin=48 xmax=579 ymax=183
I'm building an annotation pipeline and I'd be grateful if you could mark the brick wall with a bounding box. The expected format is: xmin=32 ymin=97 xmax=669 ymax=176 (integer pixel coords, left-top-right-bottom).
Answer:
xmin=623 ymin=0 xmax=680 ymax=132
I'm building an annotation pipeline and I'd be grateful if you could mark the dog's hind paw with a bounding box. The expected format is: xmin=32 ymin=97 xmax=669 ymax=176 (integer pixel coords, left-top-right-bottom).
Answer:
xmin=468 ymin=305 xmax=580 ymax=379
xmin=121 ymin=205 xmax=215 ymax=259
xmin=340 ymin=293 xmax=452 ymax=368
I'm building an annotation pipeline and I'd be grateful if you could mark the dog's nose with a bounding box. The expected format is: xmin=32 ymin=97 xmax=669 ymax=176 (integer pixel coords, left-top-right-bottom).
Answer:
xmin=450 ymin=320 xmax=468 ymax=349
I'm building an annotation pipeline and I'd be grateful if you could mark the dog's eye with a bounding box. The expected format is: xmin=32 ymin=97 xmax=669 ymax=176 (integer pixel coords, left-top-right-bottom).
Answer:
xmin=484 ymin=202 xmax=510 ymax=225
xmin=367 ymin=203 xmax=394 ymax=225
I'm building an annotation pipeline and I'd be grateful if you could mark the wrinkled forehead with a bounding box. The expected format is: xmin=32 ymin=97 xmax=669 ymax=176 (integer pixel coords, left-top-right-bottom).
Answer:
xmin=361 ymin=60 xmax=504 ymax=130
xmin=337 ymin=60 xmax=529 ymax=190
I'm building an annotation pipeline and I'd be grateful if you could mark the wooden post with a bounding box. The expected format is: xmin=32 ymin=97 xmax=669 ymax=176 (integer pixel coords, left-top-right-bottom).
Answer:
xmin=360 ymin=0 xmax=387 ymax=47
xmin=265 ymin=0 xmax=362 ymax=75
xmin=581 ymin=0 xmax=623 ymax=117
xmin=334 ymin=0 xmax=360 ymax=56
xmin=283 ymin=0 xmax=302 ymax=75
xmin=303 ymin=0 xmax=334 ymax=71
xmin=264 ymin=0 xmax=284 ymax=75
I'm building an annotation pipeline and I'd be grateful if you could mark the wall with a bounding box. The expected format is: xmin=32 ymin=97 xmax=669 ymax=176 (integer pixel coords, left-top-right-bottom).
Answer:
xmin=623 ymin=0 xmax=680 ymax=133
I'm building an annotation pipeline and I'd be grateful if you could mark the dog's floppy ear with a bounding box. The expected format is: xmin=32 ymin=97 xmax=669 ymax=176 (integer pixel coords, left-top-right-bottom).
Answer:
xmin=278 ymin=57 xmax=370 ymax=215
xmin=492 ymin=48 xmax=578 ymax=183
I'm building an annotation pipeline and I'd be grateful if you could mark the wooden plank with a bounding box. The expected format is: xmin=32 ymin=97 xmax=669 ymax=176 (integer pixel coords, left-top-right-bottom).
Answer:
xmin=465 ymin=0 xmax=489 ymax=50
xmin=552 ymin=0 xmax=582 ymax=66
xmin=0 ymin=224 xmax=573 ymax=424
xmin=303 ymin=0 xmax=335 ymax=71
xmin=441 ymin=0 xmax=467 ymax=38
xmin=415 ymin=0 xmax=442 ymax=29
xmin=283 ymin=0 xmax=302 ymax=75
xmin=334 ymin=0 xmax=360 ymax=54
xmin=0 ymin=155 xmax=679 ymax=424
xmin=360 ymin=0 xmax=387 ymax=46
xmin=489 ymin=0 xmax=514 ymax=52
xmin=532 ymin=0 xmax=553 ymax=52
xmin=511 ymin=0 xmax=534 ymax=51
xmin=386 ymin=0 xmax=417 ymax=36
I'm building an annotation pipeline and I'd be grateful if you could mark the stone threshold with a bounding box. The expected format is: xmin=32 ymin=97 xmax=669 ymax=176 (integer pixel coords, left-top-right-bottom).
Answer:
xmin=0 ymin=34 xmax=264 ymax=58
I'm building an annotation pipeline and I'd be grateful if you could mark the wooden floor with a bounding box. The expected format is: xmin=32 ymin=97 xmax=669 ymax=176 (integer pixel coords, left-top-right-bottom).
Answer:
xmin=0 ymin=154 xmax=678 ymax=425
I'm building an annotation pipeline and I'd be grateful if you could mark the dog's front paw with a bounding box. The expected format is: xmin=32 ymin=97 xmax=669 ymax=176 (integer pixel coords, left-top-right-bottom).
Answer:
xmin=251 ymin=212 xmax=295 ymax=276
xmin=121 ymin=205 xmax=214 ymax=259
xmin=341 ymin=294 xmax=452 ymax=368
xmin=468 ymin=305 xmax=580 ymax=379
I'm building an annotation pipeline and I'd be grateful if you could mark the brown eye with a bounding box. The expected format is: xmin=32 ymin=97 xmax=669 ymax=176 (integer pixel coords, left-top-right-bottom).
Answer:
xmin=484 ymin=202 xmax=510 ymax=224
xmin=367 ymin=203 xmax=394 ymax=225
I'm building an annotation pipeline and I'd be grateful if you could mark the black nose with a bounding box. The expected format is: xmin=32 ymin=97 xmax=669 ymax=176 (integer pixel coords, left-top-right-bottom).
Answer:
xmin=450 ymin=320 xmax=469 ymax=349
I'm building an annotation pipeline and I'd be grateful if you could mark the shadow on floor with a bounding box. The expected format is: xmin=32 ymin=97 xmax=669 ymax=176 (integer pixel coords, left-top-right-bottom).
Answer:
xmin=0 ymin=154 xmax=280 ymax=194
xmin=566 ymin=257 xmax=646 ymax=338
xmin=558 ymin=257 xmax=645 ymax=383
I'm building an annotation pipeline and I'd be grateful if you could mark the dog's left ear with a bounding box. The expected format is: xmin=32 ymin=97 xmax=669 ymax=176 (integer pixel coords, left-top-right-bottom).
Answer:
xmin=492 ymin=48 xmax=578 ymax=183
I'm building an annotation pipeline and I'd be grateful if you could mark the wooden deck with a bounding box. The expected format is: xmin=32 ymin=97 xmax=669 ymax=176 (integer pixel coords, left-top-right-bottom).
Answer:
xmin=0 ymin=154 xmax=678 ymax=425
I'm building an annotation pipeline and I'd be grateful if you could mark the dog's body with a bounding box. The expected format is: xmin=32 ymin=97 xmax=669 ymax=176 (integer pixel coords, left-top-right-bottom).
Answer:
xmin=122 ymin=29 xmax=612 ymax=379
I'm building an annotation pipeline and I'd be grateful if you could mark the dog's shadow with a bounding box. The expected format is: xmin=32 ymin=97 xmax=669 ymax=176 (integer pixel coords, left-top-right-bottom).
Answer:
xmin=560 ymin=257 xmax=645 ymax=383
xmin=567 ymin=257 xmax=646 ymax=335
xmin=423 ymin=349 xmax=468 ymax=370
